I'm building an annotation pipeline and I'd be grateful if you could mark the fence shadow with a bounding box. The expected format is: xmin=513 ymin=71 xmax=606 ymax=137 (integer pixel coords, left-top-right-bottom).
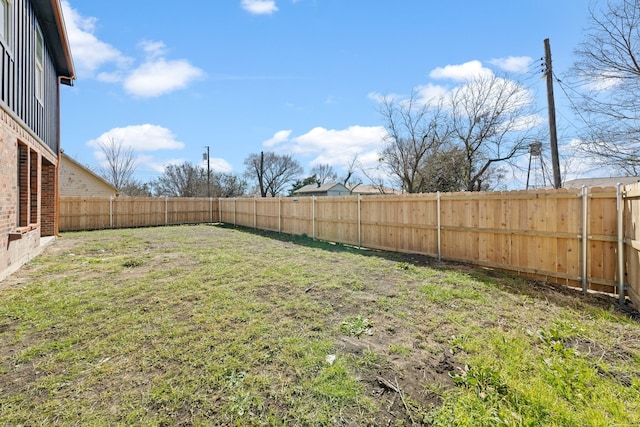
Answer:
xmin=216 ymin=223 xmax=639 ymax=320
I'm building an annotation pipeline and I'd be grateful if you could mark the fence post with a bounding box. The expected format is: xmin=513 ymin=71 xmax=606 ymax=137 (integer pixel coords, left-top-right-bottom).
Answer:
xmin=163 ymin=196 xmax=167 ymax=226
xmin=254 ymin=196 xmax=257 ymax=229
xmin=210 ymin=198 xmax=213 ymax=223
xmin=234 ymin=198 xmax=237 ymax=227
xmin=110 ymin=196 xmax=114 ymax=229
xmin=358 ymin=194 xmax=362 ymax=249
xmin=581 ymin=186 xmax=588 ymax=293
xmin=312 ymin=196 xmax=316 ymax=240
xmin=278 ymin=196 xmax=282 ymax=233
xmin=617 ymin=183 xmax=625 ymax=304
xmin=437 ymin=191 xmax=442 ymax=261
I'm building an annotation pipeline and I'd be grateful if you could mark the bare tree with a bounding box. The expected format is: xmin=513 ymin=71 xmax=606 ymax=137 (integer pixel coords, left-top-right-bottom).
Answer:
xmin=152 ymin=162 xmax=205 ymax=197
xmin=341 ymin=153 xmax=362 ymax=188
xmin=571 ymin=0 xmax=640 ymax=174
xmin=448 ymin=74 xmax=540 ymax=191
xmin=212 ymin=172 xmax=247 ymax=198
xmin=152 ymin=162 xmax=246 ymax=197
xmin=377 ymin=91 xmax=449 ymax=193
xmin=97 ymin=137 xmax=137 ymax=190
xmin=310 ymin=164 xmax=338 ymax=184
xmin=243 ymin=151 xmax=303 ymax=197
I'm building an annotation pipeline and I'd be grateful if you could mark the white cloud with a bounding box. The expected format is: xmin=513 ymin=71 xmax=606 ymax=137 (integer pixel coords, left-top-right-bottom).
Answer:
xmin=60 ymin=0 xmax=131 ymax=77
xmin=415 ymin=83 xmax=449 ymax=106
xmin=87 ymin=124 xmax=185 ymax=152
xmin=429 ymin=60 xmax=493 ymax=81
xmin=263 ymin=130 xmax=293 ymax=147
xmin=489 ymin=56 xmax=532 ymax=73
xmin=241 ymin=0 xmax=278 ymax=15
xmin=139 ymin=40 xmax=169 ymax=60
xmin=124 ymin=58 xmax=205 ymax=98
xmin=201 ymin=158 xmax=234 ymax=173
xmin=266 ymin=126 xmax=387 ymax=171
xmin=61 ymin=2 xmax=203 ymax=97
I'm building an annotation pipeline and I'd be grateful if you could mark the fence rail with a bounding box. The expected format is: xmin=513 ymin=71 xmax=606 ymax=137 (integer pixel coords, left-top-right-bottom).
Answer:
xmin=59 ymin=186 xmax=640 ymax=309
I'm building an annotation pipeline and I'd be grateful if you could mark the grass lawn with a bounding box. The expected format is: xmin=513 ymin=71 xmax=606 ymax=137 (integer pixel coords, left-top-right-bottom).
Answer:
xmin=1 ymin=224 xmax=639 ymax=426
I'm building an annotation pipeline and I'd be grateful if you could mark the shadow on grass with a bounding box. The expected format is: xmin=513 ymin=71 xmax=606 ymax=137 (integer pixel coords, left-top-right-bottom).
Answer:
xmin=215 ymin=223 xmax=639 ymax=320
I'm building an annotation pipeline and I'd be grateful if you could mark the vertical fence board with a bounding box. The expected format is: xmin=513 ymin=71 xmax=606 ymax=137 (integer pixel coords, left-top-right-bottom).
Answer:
xmin=624 ymin=183 xmax=640 ymax=308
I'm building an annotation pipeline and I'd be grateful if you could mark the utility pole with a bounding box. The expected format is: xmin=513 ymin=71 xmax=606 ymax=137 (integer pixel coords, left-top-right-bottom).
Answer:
xmin=544 ymin=38 xmax=562 ymax=189
xmin=203 ymin=146 xmax=211 ymax=198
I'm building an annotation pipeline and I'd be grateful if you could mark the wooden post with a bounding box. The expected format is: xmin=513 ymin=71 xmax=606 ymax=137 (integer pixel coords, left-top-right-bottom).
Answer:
xmin=358 ymin=194 xmax=362 ymax=249
xmin=581 ymin=186 xmax=588 ymax=293
xmin=109 ymin=196 xmax=113 ymax=229
xmin=617 ymin=183 xmax=625 ymax=304
xmin=278 ymin=196 xmax=282 ymax=233
xmin=165 ymin=196 xmax=168 ymax=225
xmin=437 ymin=191 xmax=442 ymax=261
xmin=544 ymin=38 xmax=562 ymax=189
xmin=312 ymin=196 xmax=316 ymax=240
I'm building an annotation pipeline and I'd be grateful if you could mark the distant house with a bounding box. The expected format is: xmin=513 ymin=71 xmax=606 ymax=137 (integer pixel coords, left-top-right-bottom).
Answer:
xmin=562 ymin=177 xmax=640 ymax=188
xmin=59 ymin=153 xmax=119 ymax=197
xmin=294 ymin=182 xmax=351 ymax=197
xmin=349 ymin=184 xmax=402 ymax=195
xmin=0 ymin=0 xmax=74 ymax=279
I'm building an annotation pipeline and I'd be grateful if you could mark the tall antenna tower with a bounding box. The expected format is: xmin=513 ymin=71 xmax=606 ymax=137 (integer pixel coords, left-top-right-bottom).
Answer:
xmin=526 ymin=141 xmax=550 ymax=190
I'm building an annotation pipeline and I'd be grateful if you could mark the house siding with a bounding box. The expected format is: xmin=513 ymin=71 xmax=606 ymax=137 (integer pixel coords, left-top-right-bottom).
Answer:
xmin=59 ymin=156 xmax=118 ymax=197
xmin=1 ymin=0 xmax=61 ymax=154
xmin=0 ymin=0 xmax=71 ymax=280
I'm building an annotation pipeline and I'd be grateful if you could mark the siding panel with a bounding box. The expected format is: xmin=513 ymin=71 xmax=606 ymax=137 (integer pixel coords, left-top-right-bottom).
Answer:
xmin=0 ymin=0 xmax=59 ymax=154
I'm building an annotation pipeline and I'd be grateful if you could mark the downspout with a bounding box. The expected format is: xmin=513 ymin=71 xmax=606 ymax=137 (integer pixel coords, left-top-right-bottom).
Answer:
xmin=55 ymin=79 xmax=61 ymax=236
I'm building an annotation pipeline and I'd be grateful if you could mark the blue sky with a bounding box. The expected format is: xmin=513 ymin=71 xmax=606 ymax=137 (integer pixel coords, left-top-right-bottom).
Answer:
xmin=59 ymin=0 xmax=600 ymax=189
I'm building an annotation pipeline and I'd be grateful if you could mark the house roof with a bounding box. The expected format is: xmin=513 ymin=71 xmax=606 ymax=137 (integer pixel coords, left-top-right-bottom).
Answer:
xmin=32 ymin=0 xmax=75 ymax=85
xmin=294 ymin=182 xmax=350 ymax=194
xmin=60 ymin=153 xmax=119 ymax=194
xmin=349 ymin=184 xmax=402 ymax=195
xmin=562 ymin=177 xmax=640 ymax=188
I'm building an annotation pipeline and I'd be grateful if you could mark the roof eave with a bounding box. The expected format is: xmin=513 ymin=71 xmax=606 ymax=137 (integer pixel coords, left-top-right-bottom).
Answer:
xmin=32 ymin=0 xmax=76 ymax=85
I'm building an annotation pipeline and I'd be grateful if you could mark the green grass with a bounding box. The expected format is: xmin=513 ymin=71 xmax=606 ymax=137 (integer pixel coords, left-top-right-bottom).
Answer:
xmin=0 ymin=224 xmax=639 ymax=426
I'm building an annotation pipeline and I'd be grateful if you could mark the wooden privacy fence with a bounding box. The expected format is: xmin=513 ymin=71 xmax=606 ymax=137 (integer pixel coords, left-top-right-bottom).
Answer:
xmin=218 ymin=186 xmax=640 ymax=309
xmin=59 ymin=187 xmax=640 ymax=309
xmin=59 ymin=197 xmax=219 ymax=231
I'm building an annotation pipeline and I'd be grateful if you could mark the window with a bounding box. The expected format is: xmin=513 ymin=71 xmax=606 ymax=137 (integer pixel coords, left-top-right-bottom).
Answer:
xmin=35 ymin=25 xmax=43 ymax=102
xmin=0 ymin=0 xmax=8 ymax=44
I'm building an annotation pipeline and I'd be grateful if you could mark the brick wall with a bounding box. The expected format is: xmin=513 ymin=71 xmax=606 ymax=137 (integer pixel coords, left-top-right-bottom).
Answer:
xmin=41 ymin=159 xmax=56 ymax=236
xmin=0 ymin=107 xmax=58 ymax=276
xmin=59 ymin=156 xmax=117 ymax=197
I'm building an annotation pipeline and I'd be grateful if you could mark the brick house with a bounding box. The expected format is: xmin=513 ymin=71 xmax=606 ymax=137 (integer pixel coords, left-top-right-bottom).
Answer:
xmin=0 ymin=0 xmax=74 ymax=279
xmin=59 ymin=153 xmax=119 ymax=197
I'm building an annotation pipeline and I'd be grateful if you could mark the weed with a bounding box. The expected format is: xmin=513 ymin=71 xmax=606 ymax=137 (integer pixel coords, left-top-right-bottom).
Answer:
xmin=340 ymin=316 xmax=373 ymax=338
xmin=388 ymin=344 xmax=411 ymax=356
